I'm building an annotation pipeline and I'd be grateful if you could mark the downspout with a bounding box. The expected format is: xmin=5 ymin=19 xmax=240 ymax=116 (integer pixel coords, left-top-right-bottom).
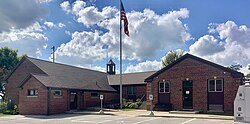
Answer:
xmin=47 ymin=87 xmax=51 ymax=115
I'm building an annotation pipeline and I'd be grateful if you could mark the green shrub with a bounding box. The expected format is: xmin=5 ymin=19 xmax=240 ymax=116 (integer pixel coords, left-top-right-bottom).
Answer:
xmin=0 ymin=102 xmax=7 ymax=113
xmin=0 ymin=101 xmax=18 ymax=115
xmin=122 ymin=98 xmax=142 ymax=109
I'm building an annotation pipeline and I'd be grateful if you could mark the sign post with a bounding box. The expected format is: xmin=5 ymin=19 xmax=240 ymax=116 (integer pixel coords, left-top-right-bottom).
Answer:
xmin=99 ymin=94 xmax=104 ymax=114
xmin=149 ymin=94 xmax=154 ymax=116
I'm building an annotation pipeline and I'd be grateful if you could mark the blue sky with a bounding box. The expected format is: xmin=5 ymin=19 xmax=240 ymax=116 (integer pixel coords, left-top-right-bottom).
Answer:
xmin=0 ymin=0 xmax=250 ymax=74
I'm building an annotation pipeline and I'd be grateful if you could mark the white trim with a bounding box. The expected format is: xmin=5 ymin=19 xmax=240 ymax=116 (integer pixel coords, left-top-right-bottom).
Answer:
xmin=159 ymin=81 xmax=170 ymax=93
xmin=208 ymin=79 xmax=223 ymax=92
xmin=53 ymin=90 xmax=62 ymax=96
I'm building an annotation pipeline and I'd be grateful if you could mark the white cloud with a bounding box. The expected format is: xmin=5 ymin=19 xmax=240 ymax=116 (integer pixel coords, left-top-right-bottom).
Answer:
xmin=0 ymin=22 xmax=48 ymax=57
xmin=44 ymin=21 xmax=55 ymax=28
xmin=189 ymin=21 xmax=250 ymax=74
xmin=0 ymin=0 xmax=48 ymax=32
xmin=60 ymin=1 xmax=71 ymax=14
xmin=58 ymin=22 xmax=66 ymax=28
xmin=189 ymin=35 xmax=225 ymax=56
xmin=56 ymin=4 xmax=191 ymax=66
xmin=65 ymin=30 xmax=71 ymax=35
xmin=125 ymin=60 xmax=161 ymax=73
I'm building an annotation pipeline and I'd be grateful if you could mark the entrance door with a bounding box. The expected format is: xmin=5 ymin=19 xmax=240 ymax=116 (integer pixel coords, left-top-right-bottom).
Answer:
xmin=183 ymin=80 xmax=193 ymax=109
xmin=70 ymin=91 xmax=77 ymax=109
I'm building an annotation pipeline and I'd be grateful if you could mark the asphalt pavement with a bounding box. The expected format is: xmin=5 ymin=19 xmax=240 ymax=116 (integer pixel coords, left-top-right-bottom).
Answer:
xmin=0 ymin=114 xmax=246 ymax=124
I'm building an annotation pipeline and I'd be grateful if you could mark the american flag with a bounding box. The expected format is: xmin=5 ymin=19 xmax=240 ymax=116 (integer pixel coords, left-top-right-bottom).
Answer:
xmin=121 ymin=1 xmax=129 ymax=36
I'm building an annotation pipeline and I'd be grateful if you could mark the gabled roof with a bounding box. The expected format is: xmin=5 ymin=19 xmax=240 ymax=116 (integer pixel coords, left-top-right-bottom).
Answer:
xmin=108 ymin=71 xmax=156 ymax=85
xmin=145 ymin=53 xmax=244 ymax=82
xmin=107 ymin=59 xmax=115 ymax=65
xmin=18 ymin=57 xmax=116 ymax=92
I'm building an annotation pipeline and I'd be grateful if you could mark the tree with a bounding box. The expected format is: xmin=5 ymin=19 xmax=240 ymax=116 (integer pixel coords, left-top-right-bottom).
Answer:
xmin=162 ymin=50 xmax=184 ymax=68
xmin=0 ymin=47 xmax=26 ymax=101
xmin=227 ymin=64 xmax=242 ymax=71
xmin=246 ymin=65 xmax=250 ymax=79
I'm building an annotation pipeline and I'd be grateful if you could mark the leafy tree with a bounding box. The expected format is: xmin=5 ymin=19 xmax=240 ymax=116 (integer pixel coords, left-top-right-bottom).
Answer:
xmin=227 ymin=64 xmax=242 ymax=71
xmin=246 ymin=65 xmax=250 ymax=79
xmin=161 ymin=50 xmax=184 ymax=68
xmin=0 ymin=47 xmax=26 ymax=101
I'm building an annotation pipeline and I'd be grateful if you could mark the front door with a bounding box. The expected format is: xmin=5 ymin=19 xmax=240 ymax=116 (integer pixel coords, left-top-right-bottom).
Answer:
xmin=70 ymin=91 xmax=77 ymax=110
xmin=183 ymin=80 xmax=193 ymax=109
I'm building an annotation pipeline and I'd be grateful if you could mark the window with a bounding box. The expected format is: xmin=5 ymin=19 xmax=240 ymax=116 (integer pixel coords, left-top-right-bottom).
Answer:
xmin=159 ymin=81 xmax=170 ymax=93
xmin=28 ymin=89 xmax=38 ymax=96
xmin=208 ymin=79 xmax=223 ymax=92
xmin=53 ymin=90 xmax=62 ymax=96
xmin=128 ymin=86 xmax=136 ymax=95
xmin=91 ymin=92 xmax=100 ymax=97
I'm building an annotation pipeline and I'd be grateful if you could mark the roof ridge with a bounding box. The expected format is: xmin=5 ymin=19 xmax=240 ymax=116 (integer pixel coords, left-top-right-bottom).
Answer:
xmin=110 ymin=71 xmax=156 ymax=76
xmin=26 ymin=56 xmax=107 ymax=74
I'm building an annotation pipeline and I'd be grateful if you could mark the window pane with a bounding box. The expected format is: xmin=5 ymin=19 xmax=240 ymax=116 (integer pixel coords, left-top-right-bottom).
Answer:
xmin=91 ymin=92 xmax=99 ymax=97
xmin=216 ymin=80 xmax=223 ymax=91
xmin=165 ymin=82 xmax=170 ymax=92
xmin=159 ymin=83 xmax=164 ymax=93
xmin=54 ymin=90 xmax=62 ymax=96
xmin=209 ymin=80 xmax=215 ymax=91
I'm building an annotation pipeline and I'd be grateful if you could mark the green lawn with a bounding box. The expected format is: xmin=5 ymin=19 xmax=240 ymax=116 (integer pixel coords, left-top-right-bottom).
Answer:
xmin=0 ymin=113 xmax=10 ymax=117
xmin=118 ymin=108 xmax=136 ymax=111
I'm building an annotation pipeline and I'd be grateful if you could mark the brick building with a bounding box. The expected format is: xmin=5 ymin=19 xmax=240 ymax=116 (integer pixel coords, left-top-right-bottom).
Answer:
xmin=5 ymin=58 xmax=151 ymax=115
xmin=145 ymin=53 xmax=243 ymax=114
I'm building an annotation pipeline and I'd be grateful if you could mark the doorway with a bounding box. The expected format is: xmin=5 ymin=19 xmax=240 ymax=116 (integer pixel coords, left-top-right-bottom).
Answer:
xmin=70 ymin=91 xmax=77 ymax=110
xmin=182 ymin=80 xmax=193 ymax=109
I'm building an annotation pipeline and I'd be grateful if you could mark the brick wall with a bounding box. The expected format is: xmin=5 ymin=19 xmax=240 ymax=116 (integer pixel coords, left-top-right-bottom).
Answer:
xmin=112 ymin=85 xmax=146 ymax=100
xmin=49 ymin=89 xmax=68 ymax=114
xmin=146 ymin=58 xmax=242 ymax=114
xmin=6 ymin=59 xmax=45 ymax=105
xmin=19 ymin=77 xmax=48 ymax=115
xmin=83 ymin=91 xmax=119 ymax=108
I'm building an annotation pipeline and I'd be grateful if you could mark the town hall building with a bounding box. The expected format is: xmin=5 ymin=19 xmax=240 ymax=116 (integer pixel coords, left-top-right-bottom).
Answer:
xmin=5 ymin=53 xmax=243 ymax=115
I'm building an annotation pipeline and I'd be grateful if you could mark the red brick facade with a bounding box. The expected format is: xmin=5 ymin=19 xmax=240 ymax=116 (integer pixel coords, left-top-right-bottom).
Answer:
xmin=19 ymin=76 xmax=119 ymax=115
xmin=6 ymin=59 xmax=45 ymax=105
xmin=19 ymin=77 xmax=48 ymax=115
xmin=146 ymin=58 xmax=242 ymax=114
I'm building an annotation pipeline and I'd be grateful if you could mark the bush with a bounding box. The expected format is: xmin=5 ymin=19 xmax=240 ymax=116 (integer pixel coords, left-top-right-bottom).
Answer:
xmin=0 ymin=102 xmax=7 ymax=113
xmin=122 ymin=98 xmax=142 ymax=109
xmin=0 ymin=101 xmax=18 ymax=115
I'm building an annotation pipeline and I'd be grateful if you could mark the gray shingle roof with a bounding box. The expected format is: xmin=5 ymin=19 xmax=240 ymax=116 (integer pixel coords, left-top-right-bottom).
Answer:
xmin=108 ymin=71 xmax=156 ymax=85
xmin=24 ymin=57 xmax=116 ymax=92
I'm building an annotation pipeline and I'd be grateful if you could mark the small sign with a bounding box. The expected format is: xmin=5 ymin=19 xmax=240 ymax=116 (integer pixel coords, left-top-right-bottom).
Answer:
xmin=186 ymin=91 xmax=190 ymax=94
xmin=149 ymin=95 xmax=153 ymax=100
xmin=100 ymin=95 xmax=103 ymax=100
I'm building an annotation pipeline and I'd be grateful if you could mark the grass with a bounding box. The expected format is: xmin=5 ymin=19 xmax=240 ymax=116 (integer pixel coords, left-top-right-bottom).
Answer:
xmin=118 ymin=108 xmax=136 ymax=111
xmin=0 ymin=113 xmax=10 ymax=117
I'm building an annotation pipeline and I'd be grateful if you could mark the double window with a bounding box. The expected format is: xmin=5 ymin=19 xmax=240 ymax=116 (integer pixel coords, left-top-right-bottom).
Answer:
xmin=159 ymin=81 xmax=170 ymax=93
xmin=208 ymin=79 xmax=223 ymax=92
xmin=128 ymin=86 xmax=136 ymax=95
xmin=28 ymin=89 xmax=38 ymax=96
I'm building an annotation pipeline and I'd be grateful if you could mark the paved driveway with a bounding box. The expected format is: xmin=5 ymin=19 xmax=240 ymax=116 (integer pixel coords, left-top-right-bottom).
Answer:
xmin=0 ymin=114 xmax=245 ymax=124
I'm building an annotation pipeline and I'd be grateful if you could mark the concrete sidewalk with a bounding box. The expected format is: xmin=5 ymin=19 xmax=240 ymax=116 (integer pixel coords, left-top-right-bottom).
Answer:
xmin=70 ymin=109 xmax=233 ymax=120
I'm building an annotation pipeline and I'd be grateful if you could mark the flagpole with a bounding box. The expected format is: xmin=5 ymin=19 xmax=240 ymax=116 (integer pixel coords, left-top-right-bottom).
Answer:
xmin=119 ymin=0 xmax=123 ymax=109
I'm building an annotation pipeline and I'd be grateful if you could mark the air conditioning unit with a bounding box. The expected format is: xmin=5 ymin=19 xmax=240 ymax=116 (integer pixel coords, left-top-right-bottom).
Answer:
xmin=234 ymin=83 xmax=250 ymax=123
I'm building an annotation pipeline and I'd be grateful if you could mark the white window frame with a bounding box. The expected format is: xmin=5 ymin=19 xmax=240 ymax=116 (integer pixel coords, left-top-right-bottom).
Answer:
xmin=208 ymin=79 xmax=223 ymax=92
xmin=53 ymin=90 xmax=62 ymax=96
xmin=27 ymin=89 xmax=38 ymax=96
xmin=159 ymin=81 xmax=170 ymax=93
